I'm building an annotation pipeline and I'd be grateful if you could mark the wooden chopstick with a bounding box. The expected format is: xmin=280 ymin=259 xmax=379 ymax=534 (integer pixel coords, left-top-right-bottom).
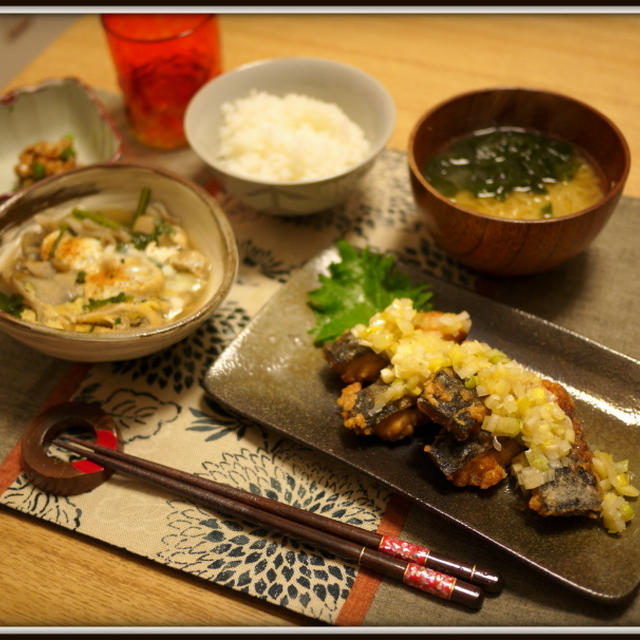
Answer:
xmin=53 ymin=436 xmax=487 ymax=610
xmin=58 ymin=435 xmax=501 ymax=593
xmin=56 ymin=435 xmax=497 ymax=601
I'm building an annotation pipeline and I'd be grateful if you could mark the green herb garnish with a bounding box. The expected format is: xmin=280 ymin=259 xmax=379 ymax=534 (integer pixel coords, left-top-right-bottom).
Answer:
xmin=72 ymin=208 xmax=121 ymax=230
xmin=60 ymin=145 xmax=76 ymax=161
xmin=76 ymin=270 xmax=86 ymax=284
xmin=540 ymin=202 xmax=553 ymax=218
xmin=130 ymin=217 xmax=174 ymax=250
xmin=0 ymin=292 xmax=25 ymax=317
xmin=84 ymin=292 xmax=131 ymax=311
xmin=154 ymin=216 xmax=173 ymax=237
xmin=130 ymin=186 xmax=151 ymax=229
xmin=307 ymin=240 xmax=433 ymax=346
xmin=130 ymin=232 xmax=151 ymax=251
xmin=48 ymin=223 xmax=72 ymax=259
xmin=32 ymin=162 xmax=46 ymax=180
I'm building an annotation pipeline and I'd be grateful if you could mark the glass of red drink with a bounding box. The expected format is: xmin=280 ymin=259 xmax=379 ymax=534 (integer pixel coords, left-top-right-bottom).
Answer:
xmin=101 ymin=14 xmax=222 ymax=149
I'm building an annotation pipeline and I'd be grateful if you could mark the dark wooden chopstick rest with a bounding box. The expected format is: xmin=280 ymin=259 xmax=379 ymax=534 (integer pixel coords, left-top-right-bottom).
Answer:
xmin=53 ymin=436 xmax=485 ymax=610
xmin=59 ymin=434 xmax=502 ymax=593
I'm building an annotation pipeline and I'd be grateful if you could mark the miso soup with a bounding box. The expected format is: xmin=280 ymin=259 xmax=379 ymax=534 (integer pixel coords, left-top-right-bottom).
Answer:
xmin=422 ymin=127 xmax=604 ymax=220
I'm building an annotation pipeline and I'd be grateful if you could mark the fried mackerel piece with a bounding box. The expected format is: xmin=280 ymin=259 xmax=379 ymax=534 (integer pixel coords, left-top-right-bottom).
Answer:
xmin=323 ymin=311 xmax=470 ymax=385
xmin=417 ymin=367 xmax=489 ymax=442
xmin=323 ymin=330 xmax=388 ymax=384
xmin=413 ymin=310 xmax=470 ymax=343
xmin=526 ymin=380 xmax=602 ymax=518
xmin=424 ymin=429 xmax=524 ymax=490
xmin=337 ymin=381 xmax=424 ymax=441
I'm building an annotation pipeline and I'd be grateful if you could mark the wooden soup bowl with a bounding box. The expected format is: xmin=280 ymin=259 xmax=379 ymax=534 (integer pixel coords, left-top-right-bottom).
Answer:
xmin=408 ymin=87 xmax=630 ymax=276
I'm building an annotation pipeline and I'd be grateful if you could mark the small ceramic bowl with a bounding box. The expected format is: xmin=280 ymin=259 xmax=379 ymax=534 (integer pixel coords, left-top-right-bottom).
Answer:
xmin=0 ymin=77 xmax=123 ymax=201
xmin=184 ymin=56 xmax=396 ymax=216
xmin=0 ymin=163 xmax=238 ymax=362
xmin=408 ymin=87 xmax=631 ymax=276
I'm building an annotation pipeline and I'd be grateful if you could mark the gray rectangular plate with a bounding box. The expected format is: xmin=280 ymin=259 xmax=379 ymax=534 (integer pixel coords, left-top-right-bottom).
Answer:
xmin=205 ymin=245 xmax=640 ymax=603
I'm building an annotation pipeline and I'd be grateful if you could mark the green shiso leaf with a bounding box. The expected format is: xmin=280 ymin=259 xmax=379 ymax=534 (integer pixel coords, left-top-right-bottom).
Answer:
xmin=307 ymin=240 xmax=433 ymax=346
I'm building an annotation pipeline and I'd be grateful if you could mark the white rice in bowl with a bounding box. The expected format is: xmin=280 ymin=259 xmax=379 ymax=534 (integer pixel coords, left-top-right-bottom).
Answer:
xmin=215 ymin=90 xmax=370 ymax=182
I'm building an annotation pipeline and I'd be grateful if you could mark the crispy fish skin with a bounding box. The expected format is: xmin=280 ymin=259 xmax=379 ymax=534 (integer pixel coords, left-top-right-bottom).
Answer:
xmin=337 ymin=381 xmax=423 ymax=441
xmin=323 ymin=330 xmax=388 ymax=383
xmin=527 ymin=464 xmax=602 ymax=517
xmin=417 ymin=367 xmax=489 ymax=441
xmin=424 ymin=375 xmax=603 ymax=513
xmin=526 ymin=379 xmax=602 ymax=518
xmin=425 ymin=429 xmax=524 ymax=489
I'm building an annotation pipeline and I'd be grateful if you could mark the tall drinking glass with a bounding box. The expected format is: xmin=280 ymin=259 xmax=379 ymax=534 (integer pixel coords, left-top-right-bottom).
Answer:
xmin=101 ymin=14 xmax=222 ymax=149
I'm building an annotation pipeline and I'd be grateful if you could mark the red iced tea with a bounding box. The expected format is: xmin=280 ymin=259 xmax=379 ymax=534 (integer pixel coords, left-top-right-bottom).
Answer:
xmin=101 ymin=14 xmax=221 ymax=149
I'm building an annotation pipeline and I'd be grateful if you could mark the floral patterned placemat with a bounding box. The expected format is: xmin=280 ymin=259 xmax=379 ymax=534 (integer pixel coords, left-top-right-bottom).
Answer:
xmin=1 ymin=89 xmax=640 ymax=629
xmin=0 ymin=113 xmax=477 ymax=625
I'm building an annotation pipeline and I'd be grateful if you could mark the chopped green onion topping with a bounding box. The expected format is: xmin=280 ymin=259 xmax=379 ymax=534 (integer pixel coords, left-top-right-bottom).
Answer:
xmin=540 ymin=202 xmax=553 ymax=219
xmin=84 ymin=292 xmax=131 ymax=311
xmin=48 ymin=223 xmax=70 ymax=259
xmin=130 ymin=217 xmax=174 ymax=250
xmin=130 ymin=186 xmax=151 ymax=229
xmin=72 ymin=208 xmax=121 ymax=230
xmin=464 ymin=376 xmax=477 ymax=389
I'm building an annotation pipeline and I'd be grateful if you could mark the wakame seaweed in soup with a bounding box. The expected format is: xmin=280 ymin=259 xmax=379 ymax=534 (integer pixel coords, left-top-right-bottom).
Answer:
xmin=423 ymin=127 xmax=581 ymax=201
xmin=421 ymin=126 xmax=605 ymax=220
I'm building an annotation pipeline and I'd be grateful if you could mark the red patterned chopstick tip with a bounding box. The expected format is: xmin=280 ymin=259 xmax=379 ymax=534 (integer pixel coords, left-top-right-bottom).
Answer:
xmin=403 ymin=563 xmax=457 ymax=599
xmin=379 ymin=535 xmax=431 ymax=565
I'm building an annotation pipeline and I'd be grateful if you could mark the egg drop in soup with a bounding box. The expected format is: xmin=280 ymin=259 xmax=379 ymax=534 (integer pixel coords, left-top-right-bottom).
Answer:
xmin=0 ymin=187 xmax=211 ymax=333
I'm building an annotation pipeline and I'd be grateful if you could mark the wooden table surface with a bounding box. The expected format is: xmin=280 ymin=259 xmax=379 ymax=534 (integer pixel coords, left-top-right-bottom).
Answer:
xmin=1 ymin=12 xmax=639 ymax=628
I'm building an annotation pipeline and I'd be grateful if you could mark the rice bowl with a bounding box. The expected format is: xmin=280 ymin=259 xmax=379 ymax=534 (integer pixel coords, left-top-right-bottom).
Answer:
xmin=215 ymin=90 xmax=370 ymax=182
xmin=184 ymin=57 xmax=396 ymax=216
